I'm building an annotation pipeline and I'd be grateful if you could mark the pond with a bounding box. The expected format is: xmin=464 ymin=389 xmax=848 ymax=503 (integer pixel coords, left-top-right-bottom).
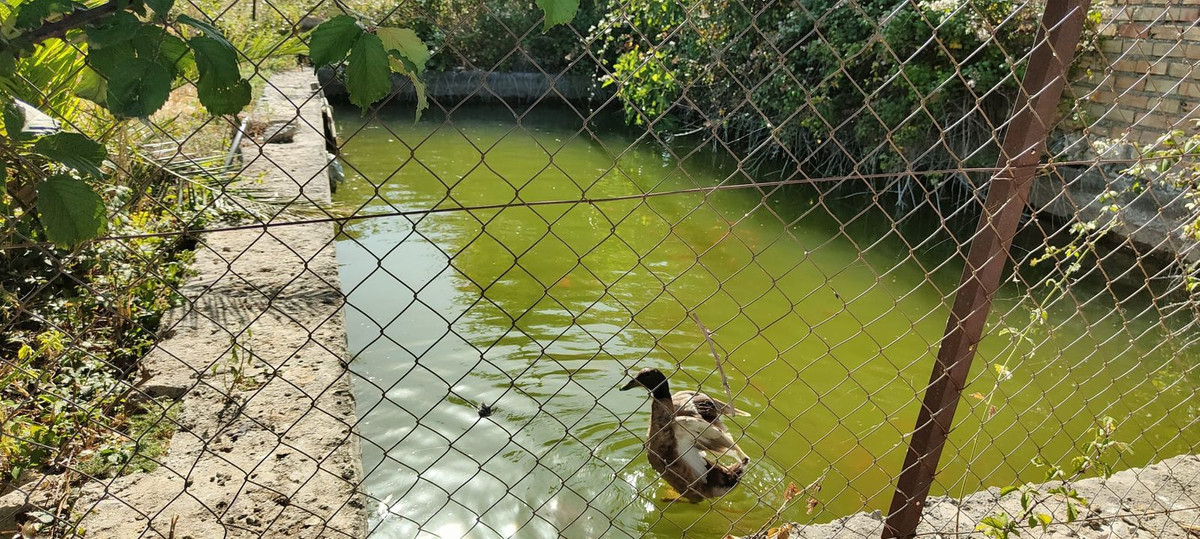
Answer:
xmin=332 ymin=103 xmax=1199 ymax=538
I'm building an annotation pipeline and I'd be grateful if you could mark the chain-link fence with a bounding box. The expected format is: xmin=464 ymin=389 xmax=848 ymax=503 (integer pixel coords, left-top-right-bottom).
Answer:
xmin=2 ymin=0 xmax=1199 ymax=537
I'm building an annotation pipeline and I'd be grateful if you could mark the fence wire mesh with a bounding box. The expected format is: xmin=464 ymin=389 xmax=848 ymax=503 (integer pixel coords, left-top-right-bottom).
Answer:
xmin=2 ymin=0 xmax=1199 ymax=537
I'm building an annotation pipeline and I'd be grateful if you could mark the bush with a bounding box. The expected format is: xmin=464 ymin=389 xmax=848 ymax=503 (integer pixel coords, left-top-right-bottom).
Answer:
xmin=589 ymin=0 xmax=1080 ymax=174
xmin=343 ymin=0 xmax=605 ymax=73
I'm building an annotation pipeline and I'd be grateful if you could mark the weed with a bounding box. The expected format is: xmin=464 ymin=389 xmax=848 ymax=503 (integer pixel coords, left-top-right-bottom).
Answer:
xmin=214 ymin=329 xmax=262 ymax=398
xmin=976 ymin=417 xmax=1129 ymax=538
xmin=76 ymin=400 xmax=181 ymax=479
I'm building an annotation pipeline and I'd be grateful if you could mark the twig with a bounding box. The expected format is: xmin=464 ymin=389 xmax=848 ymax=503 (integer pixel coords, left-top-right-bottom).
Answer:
xmin=753 ymin=468 xmax=831 ymax=537
xmin=689 ymin=312 xmax=733 ymax=406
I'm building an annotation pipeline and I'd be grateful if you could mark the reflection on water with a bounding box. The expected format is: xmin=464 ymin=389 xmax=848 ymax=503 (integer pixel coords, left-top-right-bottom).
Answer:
xmin=333 ymin=103 xmax=1199 ymax=538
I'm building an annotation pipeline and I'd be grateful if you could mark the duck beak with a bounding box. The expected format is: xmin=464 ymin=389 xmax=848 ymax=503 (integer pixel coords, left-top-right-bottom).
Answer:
xmin=620 ymin=379 xmax=639 ymax=391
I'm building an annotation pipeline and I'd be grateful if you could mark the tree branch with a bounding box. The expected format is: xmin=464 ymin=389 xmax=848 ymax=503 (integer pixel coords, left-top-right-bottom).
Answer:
xmin=24 ymin=1 xmax=121 ymax=46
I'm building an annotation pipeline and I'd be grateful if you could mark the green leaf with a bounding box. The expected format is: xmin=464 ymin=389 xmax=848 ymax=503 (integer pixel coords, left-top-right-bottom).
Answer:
xmin=105 ymin=58 xmax=171 ymax=118
xmin=345 ymin=33 xmax=391 ymax=111
xmin=189 ymin=36 xmax=241 ymax=88
xmin=33 ymin=132 xmax=107 ymax=178
xmin=75 ymin=67 xmax=107 ymax=105
xmin=408 ymin=75 xmax=427 ymax=121
xmin=0 ymin=50 xmax=16 ymax=79
xmin=87 ymin=41 xmax=135 ymax=73
xmin=146 ymin=0 xmax=173 ymax=19
xmin=376 ymin=27 xmax=429 ymax=75
xmin=189 ymin=36 xmax=250 ymax=115
xmin=1065 ymin=500 xmax=1078 ymax=522
xmin=176 ymin=14 xmax=231 ymax=45
xmin=998 ymin=486 xmax=1019 ymax=496
xmin=37 ymin=175 xmax=106 ymax=246
xmin=85 ymin=12 xmax=141 ymax=48
xmin=134 ymin=27 xmax=192 ymax=78
xmin=309 ymin=15 xmax=362 ymax=67
xmin=15 ymin=0 xmax=75 ymax=30
xmin=1036 ymin=513 xmax=1052 ymax=530
xmin=536 ymin=0 xmax=579 ymax=30
xmin=196 ymin=77 xmax=251 ymax=115
xmin=4 ymin=99 xmax=26 ymax=140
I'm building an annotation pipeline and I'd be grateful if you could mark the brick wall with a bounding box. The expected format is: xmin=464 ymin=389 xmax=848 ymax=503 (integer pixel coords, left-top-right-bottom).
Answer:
xmin=1069 ymin=0 xmax=1200 ymax=144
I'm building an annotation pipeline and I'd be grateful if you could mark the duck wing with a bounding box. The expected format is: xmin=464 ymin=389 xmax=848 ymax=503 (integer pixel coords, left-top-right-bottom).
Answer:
xmin=674 ymin=415 xmax=749 ymax=461
xmin=673 ymin=390 xmax=750 ymax=421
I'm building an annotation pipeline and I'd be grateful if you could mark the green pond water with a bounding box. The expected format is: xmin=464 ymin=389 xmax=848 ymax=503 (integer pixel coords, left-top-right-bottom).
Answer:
xmin=332 ymin=103 xmax=1200 ymax=538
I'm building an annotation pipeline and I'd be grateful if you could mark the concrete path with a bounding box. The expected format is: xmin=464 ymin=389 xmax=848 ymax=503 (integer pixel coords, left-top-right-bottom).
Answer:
xmin=74 ymin=70 xmax=365 ymax=538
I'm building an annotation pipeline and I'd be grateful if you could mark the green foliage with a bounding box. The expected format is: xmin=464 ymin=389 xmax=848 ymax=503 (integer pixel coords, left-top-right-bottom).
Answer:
xmin=2 ymin=183 xmax=204 ymax=482
xmin=106 ymin=58 xmax=173 ymax=118
xmin=32 ymin=132 xmax=106 ymax=179
xmin=309 ymin=15 xmax=362 ymax=67
xmin=308 ymin=17 xmax=430 ymax=114
xmin=214 ymin=329 xmax=260 ymax=397
xmin=344 ymin=0 xmax=602 ymax=74
xmin=590 ymin=0 xmax=1101 ymax=174
xmin=345 ymin=34 xmax=393 ymax=110
xmin=36 ymin=175 xmax=106 ymax=246
xmin=188 ymin=36 xmax=252 ymax=114
xmin=537 ymin=0 xmax=580 ymax=30
xmin=976 ymin=417 xmax=1127 ymax=538
xmin=76 ymin=400 xmax=180 ymax=478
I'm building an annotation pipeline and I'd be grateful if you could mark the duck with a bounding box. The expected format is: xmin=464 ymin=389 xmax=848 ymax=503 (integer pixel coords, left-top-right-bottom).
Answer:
xmin=620 ymin=367 xmax=751 ymax=501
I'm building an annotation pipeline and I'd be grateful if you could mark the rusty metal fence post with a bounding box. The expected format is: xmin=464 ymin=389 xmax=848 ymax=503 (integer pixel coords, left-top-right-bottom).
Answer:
xmin=881 ymin=0 xmax=1093 ymax=536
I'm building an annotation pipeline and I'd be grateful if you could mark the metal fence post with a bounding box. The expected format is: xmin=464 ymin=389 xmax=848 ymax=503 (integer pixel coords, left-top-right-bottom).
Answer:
xmin=881 ymin=0 xmax=1093 ymax=536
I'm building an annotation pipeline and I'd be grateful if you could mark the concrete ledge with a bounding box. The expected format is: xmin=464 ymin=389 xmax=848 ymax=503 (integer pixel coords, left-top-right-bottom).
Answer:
xmin=1030 ymin=164 xmax=1200 ymax=265
xmin=750 ymin=454 xmax=1200 ymax=538
xmin=74 ymin=70 xmax=366 ymax=538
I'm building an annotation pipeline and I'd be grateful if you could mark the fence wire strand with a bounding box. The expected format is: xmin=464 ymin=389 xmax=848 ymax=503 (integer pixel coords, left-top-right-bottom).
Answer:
xmin=3 ymin=0 xmax=1200 ymax=537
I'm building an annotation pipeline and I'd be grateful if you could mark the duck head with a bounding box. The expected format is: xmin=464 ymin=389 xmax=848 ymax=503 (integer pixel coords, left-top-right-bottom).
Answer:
xmin=620 ymin=368 xmax=671 ymax=399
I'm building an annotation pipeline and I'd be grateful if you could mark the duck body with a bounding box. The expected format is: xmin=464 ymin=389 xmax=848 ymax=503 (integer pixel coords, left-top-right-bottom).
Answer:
xmin=622 ymin=368 xmax=750 ymax=501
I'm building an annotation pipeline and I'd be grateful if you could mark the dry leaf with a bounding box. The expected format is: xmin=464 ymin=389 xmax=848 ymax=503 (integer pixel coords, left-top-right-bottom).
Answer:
xmin=784 ymin=482 xmax=800 ymax=501
xmin=806 ymin=497 xmax=820 ymax=514
xmin=988 ymin=405 xmax=998 ymax=418
xmin=970 ymin=392 xmax=985 ymax=400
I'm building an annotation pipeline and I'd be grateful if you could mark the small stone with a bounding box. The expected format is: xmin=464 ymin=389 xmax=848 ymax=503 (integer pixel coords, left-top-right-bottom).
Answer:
xmin=264 ymin=121 xmax=298 ymax=144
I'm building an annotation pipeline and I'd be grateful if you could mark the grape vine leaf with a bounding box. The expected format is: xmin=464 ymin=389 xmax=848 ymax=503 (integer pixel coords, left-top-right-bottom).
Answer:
xmin=85 ymin=12 xmax=141 ymax=48
xmin=536 ymin=0 xmax=579 ymax=30
xmin=134 ymin=27 xmax=193 ymax=79
xmin=190 ymin=35 xmax=251 ymax=114
xmin=376 ymin=27 xmax=429 ymax=75
xmin=345 ymin=33 xmax=391 ymax=111
xmin=37 ymin=175 xmax=106 ymax=246
xmin=104 ymin=57 xmax=171 ymax=118
xmin=33 ymin=132 xmax=107 ymax=179
xmin=376 ymin=27 xmax=429 ymax=119
xmin=75 ymin=66 xmax=107 ymax=105
xmin=309 ymin=16 xmax=362 ymax=68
